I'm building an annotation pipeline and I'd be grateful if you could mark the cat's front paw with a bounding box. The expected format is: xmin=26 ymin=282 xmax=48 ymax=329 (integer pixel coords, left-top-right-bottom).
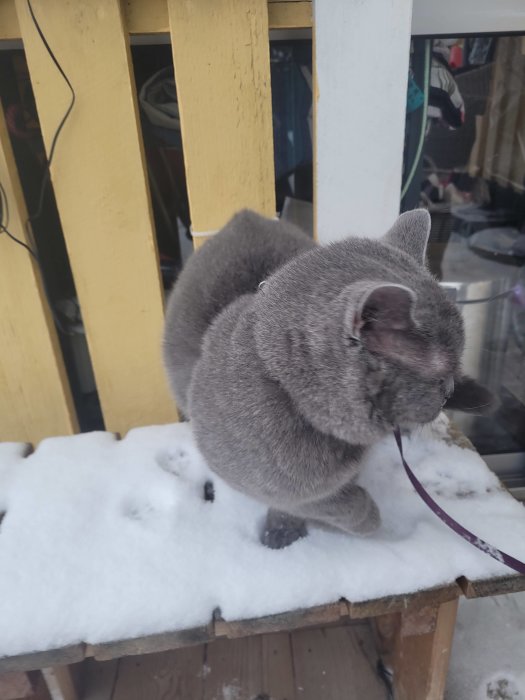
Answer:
xmin=261 ymin=509 xmax=308 ymax=550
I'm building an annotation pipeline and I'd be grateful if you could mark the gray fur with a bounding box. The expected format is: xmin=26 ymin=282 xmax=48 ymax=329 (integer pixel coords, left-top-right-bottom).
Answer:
xmin=163 ymin=209 xmax=484 ymax=547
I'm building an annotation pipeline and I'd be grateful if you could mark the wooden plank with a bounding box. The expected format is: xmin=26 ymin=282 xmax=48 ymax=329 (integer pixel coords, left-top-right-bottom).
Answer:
xmin=0 ymin=646 xmax=85 ymax=675
xmin=41 ymin=666 xmax=78 ymax=700
xmin=291 ymin=625 xmax=385 ymax=700
xmin=15 ymin=0 xmax=178 ymax=435
xmin=0 ymin=0 xmax=20 ymax=40
xmin=123 ymin=0 xmax=169 ymax=35
xmin=124 ymin=0 xmax=314 ymax=33
xmin=268 ymin=1 xmax=312 ymax=28
xmin=112 ymin=648 xmax=205 ymax=700
xmin=375 ymin=598 xmax=458 ymax=700
xmin=314 ymin=0 xmax=413 ymax=243
xmin=0 ymin=96 xmax=78 ymax=443
xmin=0 ymin=0 xmax=313 ymax=39
xmin=167 ymin=0 xmax=276 ymax=243
xmin=400 ymin=605 xmax=438 ymax=637
xmin=0 ymin=672 xmax=34 ymax=700
xmin=457 ymin=574 xmax=525 ymax=599
xmin=214 ymin=601 xmax=348 ymax=638
xmin=261 ymin=633 xmax=296 ymax=700
xmin=89 ymin=625 xmax=214 ymax=662
xmin=203 ymin=636 xmax=263 ymax=700
xmin=349 ymin=583 xmax=460 ymax=619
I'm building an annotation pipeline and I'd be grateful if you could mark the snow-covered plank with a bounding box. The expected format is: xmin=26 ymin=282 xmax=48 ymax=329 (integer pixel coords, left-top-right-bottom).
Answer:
xmin=349 ymin=582 xmax=460 ymax=620
xmin=214 ymin=601 xmax=349 ymax=639
xmin=0 ymin=418 xmax=524 ymax=668
xmin=89 ymin=623 xmax=214 ymax=662
xmin=0 ymin=644 xmax=85 ymax=675
xmin=314 ymin=0 xmax=413 ymax=242
xmin=458 ymin=574 xmax=525 ymax=599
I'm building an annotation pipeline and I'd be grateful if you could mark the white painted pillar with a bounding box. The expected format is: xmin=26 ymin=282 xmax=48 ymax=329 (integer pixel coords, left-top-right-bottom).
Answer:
xmin=314 ymin=0 xmax=414 ymax=242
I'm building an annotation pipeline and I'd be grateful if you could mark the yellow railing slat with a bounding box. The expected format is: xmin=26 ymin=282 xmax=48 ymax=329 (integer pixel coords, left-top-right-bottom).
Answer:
xmin=0 ymin=0 xmax=312 ymax=41
xmin=15 ymin=0 xmax=177 ymax=435
xmin=167 ymin=0 xmax=276 ymax=241
xmin=0 ymin=103 xmax=78 ymax=442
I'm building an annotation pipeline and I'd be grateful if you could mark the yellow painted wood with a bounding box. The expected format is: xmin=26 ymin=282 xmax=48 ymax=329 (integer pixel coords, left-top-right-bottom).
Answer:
xmin=167 ymin=0 xmax=276 ymax=236
xmin=0 ymin=103 xmax=77 ymax=442
xmin=268 ymin=1 xmax=312 ymax=28
xmin=1 ymin=0 xmax=312 ymax=39
xmin=123 ymin=0 xmax=169 ymax=35
xmin=15 ymin=0 xmax=177 ymax=435
xmin=0 ymin=0 xmax=20 ymax=40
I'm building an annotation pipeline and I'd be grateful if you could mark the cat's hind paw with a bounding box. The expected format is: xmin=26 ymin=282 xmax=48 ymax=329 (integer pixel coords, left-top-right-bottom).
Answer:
xmin=261 ymin=509 xmax=308 ymax=550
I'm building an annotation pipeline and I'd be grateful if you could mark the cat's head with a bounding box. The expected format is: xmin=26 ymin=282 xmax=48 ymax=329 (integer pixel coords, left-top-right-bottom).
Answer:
xmin=254 ymin=209 xmax=494 ymax=444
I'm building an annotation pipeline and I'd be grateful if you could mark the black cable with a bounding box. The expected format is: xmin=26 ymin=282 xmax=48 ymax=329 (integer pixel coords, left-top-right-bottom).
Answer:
xmin=0 ymin=183 xmax=39 ymax=261
xmin=1 ymin=0 xmax=76 ymax=245
xmin=0 ymin=0 xmax=75 ymax=334
xmin=456 ymin=289 xmax=516 ymax=305
xmin=0 ymin=222 xmax=38 ymax=260
xmin=0 ymin=180 xmax=10 ymax=228
xmin=25 ymin=0 xmax=76 ymax=237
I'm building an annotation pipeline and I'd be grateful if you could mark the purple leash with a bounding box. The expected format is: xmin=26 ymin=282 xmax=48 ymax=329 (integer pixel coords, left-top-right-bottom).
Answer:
xmin=393 ymin=427 xmax=525 ymax=576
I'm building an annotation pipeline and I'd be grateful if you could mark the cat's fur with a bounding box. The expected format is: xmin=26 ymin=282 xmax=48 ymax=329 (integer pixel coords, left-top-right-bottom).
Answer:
xmin=163 ymin=209 xmax=493 ymax=547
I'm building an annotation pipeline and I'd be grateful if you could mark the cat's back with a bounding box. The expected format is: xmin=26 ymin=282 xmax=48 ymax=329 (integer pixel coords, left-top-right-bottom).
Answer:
xmin=163 ymin=209 xmax=315 ymax=413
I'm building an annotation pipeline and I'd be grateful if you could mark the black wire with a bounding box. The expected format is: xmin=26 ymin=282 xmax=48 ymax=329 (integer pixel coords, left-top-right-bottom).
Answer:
xmin=0 ymin=219 xmax=69 ymax=333
xmin=0 ymin=0 xmax=75 ymax=334
xmin=0 ymin=180 xmax=10 ymax=227
xmin=0 ymin=222 xmax=39 ymax=261
xmin=25 ymin=0 xmax=76 ymax=237
xmin=456 ymin=289 xmax=515 ymax=305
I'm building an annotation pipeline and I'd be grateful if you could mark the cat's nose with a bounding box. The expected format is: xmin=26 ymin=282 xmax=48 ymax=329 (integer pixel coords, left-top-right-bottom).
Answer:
xmin=441 ymin=376 xmax=454 ymax=399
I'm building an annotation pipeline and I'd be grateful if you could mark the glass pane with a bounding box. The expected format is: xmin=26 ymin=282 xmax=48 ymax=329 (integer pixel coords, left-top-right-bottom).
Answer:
xmin=403 ymin=36 xmax=525 ymax=472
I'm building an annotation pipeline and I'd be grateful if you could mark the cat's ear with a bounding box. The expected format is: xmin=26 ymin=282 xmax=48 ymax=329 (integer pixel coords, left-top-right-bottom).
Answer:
xmin=343 ymin=282 xmax=448 ymax=374
xmin=383 ymin=209 xmax=431 ymax=264
xmin=444 ymin=376 xmax=498 ymax=415
xmin=349 ymin=283 xmax=416 ymax=339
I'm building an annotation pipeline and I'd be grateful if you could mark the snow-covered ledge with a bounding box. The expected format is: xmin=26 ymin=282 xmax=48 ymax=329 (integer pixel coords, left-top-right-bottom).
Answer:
xmin=0 ymin=415 xmax=524 ymax=667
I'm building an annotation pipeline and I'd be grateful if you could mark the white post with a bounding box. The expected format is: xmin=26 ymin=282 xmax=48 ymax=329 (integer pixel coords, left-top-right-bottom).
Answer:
xmin=314 ymin=0 xmax=414 ymax=242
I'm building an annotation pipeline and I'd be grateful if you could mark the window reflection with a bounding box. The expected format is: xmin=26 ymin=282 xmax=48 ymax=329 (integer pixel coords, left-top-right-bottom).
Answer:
xmin=404 ymin=36 xmax=525 ymax=464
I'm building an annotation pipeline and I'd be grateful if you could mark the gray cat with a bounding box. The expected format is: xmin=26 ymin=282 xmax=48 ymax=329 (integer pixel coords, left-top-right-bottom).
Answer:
xmin=163 ymin=209 xmax=493 ymax=548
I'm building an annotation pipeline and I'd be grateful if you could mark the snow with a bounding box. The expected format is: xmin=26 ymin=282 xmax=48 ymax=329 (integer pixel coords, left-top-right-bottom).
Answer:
xmin=0 ymin=415 xmax=524 ymax=658
xmin=447 ymin=593 xmax=525 ymax=699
